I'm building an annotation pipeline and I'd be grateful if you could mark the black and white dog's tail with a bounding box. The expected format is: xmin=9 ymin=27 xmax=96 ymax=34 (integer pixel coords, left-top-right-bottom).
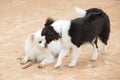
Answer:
xmin=74 ymin=7 xmax=87 ymax=17
xmin=75 ymin=7 xmax=110 ymax=45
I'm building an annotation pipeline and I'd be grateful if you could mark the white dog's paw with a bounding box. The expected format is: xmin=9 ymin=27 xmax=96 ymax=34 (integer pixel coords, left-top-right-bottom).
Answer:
xmin=54 ymin=63 xmax=61 ymax=69
xmin=102 ymin=45 xmax=107 ymax=55
xmin=91 ymin=56 xmax=97 ymax=61
xmin=91 ymin=51 xmax=98 ymax=61
xmin=102 ymin=47 xmax=107 ymax=55
xmin=20 ymin=57 xmax=28 ymax=65
xmin=68 ymin=62 xmax=76 ymax=68
xmin=38 ymin=63 xmax=45 ymax=68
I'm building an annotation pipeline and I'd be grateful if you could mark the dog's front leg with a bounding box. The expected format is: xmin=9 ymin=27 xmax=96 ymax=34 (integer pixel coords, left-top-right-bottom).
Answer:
xmin=21 ymin=56 xmax=29 ymax=65
xmin=55 ymin=48 xmax=69 ymax=68
xmin=38 ymin=57 xmax=54 ymax=68
xmin=68 ymin=46 xmax=81 ymax=67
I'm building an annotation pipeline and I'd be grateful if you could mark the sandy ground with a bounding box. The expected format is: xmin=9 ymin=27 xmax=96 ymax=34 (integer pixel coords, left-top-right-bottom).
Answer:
xmin=0 ymin=0 xmax=120 ymax=80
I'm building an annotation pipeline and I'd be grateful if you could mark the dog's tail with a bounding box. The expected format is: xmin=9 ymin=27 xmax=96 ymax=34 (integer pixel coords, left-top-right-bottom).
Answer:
xmin=74 ymin=7 xmax=87 ymax=17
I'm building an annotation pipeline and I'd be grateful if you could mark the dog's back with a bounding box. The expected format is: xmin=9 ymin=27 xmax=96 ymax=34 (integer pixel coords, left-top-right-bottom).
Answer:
xmin=69 ymin=8 xmax=110 ymax=47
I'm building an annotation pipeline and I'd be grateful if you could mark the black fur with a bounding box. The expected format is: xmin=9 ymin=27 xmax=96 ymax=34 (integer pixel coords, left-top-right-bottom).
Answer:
xmin=69 ymin=8 xmax=110 ymax=48
xmin=45 ymin=18 xmax=55 ymax=26
xmin=41 ymin=18 xmax=60 ymax=44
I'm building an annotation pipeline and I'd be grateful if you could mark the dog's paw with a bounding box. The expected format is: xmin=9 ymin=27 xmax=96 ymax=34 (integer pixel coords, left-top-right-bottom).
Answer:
xmin=68 ymin=63 xmax=76 ymax=68
xmin=91 ymin=56 xmax=97 ymax=61
xmin=102 ymin=48 xmax=107 ymax=55
xmin=20 ymin=59 xmax=27 ymax=65
xmin=102 ymin=45 xmax=107 ymax=55
xmin=20 ymin=61 xmax=27 ymax=65
xmin=20 ymin=58 xmax=28 ymax=65
xmin=38 ymin=64 xmax=45 ymax=68
xmin=54 ymin=63 xmax=61 ymax=69
xmin=91 ymin=52 xmax=98 ymax=61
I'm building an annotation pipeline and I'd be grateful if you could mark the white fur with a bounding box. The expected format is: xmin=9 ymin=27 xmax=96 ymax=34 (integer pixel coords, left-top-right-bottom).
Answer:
xmin=21 ymin=29 xmax=54 ymax=67
xmin=102 ymin=44 xmax=107 ymax=54
xmin=68 ymin=45 xmax=81 ymax=67
xmin=55 ymin=48 xmax=70 ymax=68
xmin=91 ymin=43 xmax=98 ymax=61
xmin=74 ymin=7 xmax=86 ymax=17
xmin=48 ymin=40 xmax=63 ymax=57
xmin=51 ymin=20 xmax=72 ymax=48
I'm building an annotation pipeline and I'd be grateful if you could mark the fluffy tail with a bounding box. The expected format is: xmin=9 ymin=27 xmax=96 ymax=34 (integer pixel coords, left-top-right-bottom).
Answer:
xmin=74 ymin=7 xmax=87 ymax=17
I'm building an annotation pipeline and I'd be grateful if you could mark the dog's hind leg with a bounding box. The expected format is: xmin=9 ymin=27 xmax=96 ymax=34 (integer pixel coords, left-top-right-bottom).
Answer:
xmin=91 ymin=38 xmax=99 ymax=61
xmin=102 ymin=44 xmax=108 ymax=54
xmin=99 ymin=31 xmax=109 ymax=54
xmin=99 ymin=23 xmax=110 ymax=54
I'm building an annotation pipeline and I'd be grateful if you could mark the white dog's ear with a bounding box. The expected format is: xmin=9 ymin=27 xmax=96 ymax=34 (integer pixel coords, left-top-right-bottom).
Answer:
xmin=30 ymin=33 xmax=34 ymax=41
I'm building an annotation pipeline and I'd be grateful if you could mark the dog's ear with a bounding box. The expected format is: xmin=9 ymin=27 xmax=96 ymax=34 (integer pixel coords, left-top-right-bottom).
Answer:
xmin=30 ymin=33 xmax=34 ymax=41
xmin=41 ymin=26 xmax=60 ymax=44
xmin=45 ymin=18 xmax=55 ymax=27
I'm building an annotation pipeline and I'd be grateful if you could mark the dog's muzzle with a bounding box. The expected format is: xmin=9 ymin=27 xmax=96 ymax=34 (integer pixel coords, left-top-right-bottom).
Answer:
xmin=44 ymin=43 xmax=47 ymax=48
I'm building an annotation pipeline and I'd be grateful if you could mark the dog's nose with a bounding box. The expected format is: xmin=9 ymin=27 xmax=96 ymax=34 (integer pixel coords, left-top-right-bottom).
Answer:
xmin=44 ymin=43 xmax=47 ymax=48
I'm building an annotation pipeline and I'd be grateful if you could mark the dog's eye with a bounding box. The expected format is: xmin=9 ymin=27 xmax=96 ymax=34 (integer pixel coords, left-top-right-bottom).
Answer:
xmin=39 ymin=41 xmax=42 ymax=43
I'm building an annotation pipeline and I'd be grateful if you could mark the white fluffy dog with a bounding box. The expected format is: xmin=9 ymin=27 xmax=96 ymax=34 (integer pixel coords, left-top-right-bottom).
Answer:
xmin=21 ymin=28 xmax=63 ymax=68
xmin=21 ymin=29 xmax=54 ymax=68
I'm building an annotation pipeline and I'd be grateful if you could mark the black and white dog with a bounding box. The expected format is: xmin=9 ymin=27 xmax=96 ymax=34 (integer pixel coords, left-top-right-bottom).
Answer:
xmin=41 ymin=7 xmax=110 ymax=68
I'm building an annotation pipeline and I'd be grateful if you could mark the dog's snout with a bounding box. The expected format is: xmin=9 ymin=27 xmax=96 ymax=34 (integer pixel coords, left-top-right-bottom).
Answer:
xmin=44 ymin=43 xmax=47 ymax=48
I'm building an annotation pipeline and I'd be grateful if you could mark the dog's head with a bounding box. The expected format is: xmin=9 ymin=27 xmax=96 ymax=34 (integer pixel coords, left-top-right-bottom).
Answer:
xmin=41 ymin=18 xmax=60 ymax=45
xmin=29 ymin=29 xmax=47 ymax=48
